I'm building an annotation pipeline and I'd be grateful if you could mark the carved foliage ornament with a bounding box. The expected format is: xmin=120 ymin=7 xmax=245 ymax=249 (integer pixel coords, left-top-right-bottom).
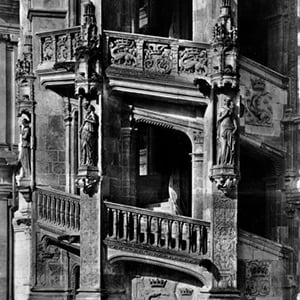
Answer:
xmin=109 ymin=38 xmax=137 ymax=67
xmin=144 ymin=43 xmax=173 ymax=74
xmin=179 ymin=47 xmax=208 ymax=76
xmin=244 ymin=78 xmax=273 ymax=127
xmin=213 ymin=194 xmax=237 ymax=288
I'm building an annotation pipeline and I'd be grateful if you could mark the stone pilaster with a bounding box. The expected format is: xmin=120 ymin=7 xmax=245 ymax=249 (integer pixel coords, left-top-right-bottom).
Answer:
xmin=196 ymin=0 xmax=240 ymax=298
xmin=74 ymin=1 xmax=104 ymax=299
xmin=191 ymin=151 xmax=204 ymax=219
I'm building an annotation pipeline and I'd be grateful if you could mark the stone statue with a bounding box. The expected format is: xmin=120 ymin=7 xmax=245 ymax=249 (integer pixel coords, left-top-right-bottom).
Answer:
xmin=217 ymin=97 xmax=237 ymax=166
xmin=168 ymin=169 xmax=182 ymax=215
xmin=80 ymin=102 xmax=99 ymax=166
xmin=19 ymin=118 xmax=31 ymax=177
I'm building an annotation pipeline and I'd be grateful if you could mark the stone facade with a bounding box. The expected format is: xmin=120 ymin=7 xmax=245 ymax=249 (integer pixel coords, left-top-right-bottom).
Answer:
xmin=0 ymin=0 xmax=299 ymax=300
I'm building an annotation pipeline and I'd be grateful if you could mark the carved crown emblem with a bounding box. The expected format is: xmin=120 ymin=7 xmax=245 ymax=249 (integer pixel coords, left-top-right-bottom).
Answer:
xmin=179 ymin=288 xmax=194 ymax=296
xmin=149 ymin=278 xmax=167 ymax=288
xmin=251 ymin=78 xmax=265 ymax=91
xmin=248 ymin=261 xmax=270 ymax=277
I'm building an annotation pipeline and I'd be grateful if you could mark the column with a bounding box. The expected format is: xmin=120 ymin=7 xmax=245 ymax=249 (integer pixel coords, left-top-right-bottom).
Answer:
xmin=121 ymin=126 xmax=137 ymax=206
xmin=64 ymin=98 xmax=72 ymax=193
xmin=191 ymin=132 xmax=204 ymax=219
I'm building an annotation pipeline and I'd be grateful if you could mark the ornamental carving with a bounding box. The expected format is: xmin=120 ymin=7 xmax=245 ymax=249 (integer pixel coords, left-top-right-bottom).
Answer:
xmin=244 ymin=260 xmax=271 ymax=297
xmin=36 ymin=239 xmax=63 ymax=288
xmin=42 ymin=36 xmax=54 ymax=61
xmin=109 ymin=38 xmax=137 ymax=67
xmin=244 ymin=78 xmax=273 ymax=127
xmin=211 ymin=14 xmax=237 ymax=46
xmin=144 ymin=43 xmax=173 ymax=74
xmin=179 ymin=47 xmax=208 ymax=76
xmin=71 ymin=32 xmax=82 ymax=59
xmin=132 ymin=276 xmax=198 ymax=300
xmin=80 ymin=193 xmax=100 ymax=288
xmin=213 ymin=194 xmax=237 ymax=288
xmin=16 ymin=57 xmax=31 ymax=77
xmin=57 ymin=34 xmax=70 ymax=62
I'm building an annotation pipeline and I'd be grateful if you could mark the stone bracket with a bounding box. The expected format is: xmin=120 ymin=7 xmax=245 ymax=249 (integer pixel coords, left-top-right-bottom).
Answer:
xmin=210 ymin=165 xmax=238 ymax=198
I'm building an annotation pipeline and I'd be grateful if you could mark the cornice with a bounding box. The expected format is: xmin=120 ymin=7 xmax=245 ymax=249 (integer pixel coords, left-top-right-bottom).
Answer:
xmin=27 ymin=9 xmax=67 ymax=22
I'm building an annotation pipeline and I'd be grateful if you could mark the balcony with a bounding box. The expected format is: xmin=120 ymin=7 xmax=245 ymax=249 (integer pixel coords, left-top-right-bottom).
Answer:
xmin=36 ymin=26 xmax=80 ymax=90
xmin=36 ymin=27 xmax=209 ymax=103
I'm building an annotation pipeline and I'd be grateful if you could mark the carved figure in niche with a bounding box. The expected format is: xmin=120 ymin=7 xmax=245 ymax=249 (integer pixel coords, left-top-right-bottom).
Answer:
xmin=217 ymin=97 xmax=237 ymax=166
xmin=80 ymin=102 xmax=99 ymax=166
xmin=19 ymin=118 xmax=31 ymax=177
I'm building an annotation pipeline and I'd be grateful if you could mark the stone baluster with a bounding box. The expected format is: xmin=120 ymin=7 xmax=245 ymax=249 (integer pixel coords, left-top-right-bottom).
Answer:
xmin=38 ymin=193 xmax=43 ymax=219
xmin=56 ymin=198 xmax=61 ymax=224
xmin=111 ymin=209 xmax=118 ymax=239
xmin=123 ymin=211 xmax=128 ymax=241
xmin=133 ymin=213 xmax=138 ymax=243
xmin=70 ymin=201 xmax=75 ymax=229
xmin=50 ymin=196 xmax=55 ymax=223
xmin=43 ymin=194 xmax=47 ymax=220
xmin=75 ymin=202 xmax=80 ymax=230
xmin=46 ymin=195 xmax=51 ymax=221
xmin=64 ymin=199 xmax=70 ymax=228
xmin=60 ymin=198 xmax=65 ymax=226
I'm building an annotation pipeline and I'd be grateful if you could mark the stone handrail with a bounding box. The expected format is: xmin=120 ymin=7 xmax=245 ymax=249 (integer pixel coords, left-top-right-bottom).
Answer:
xmin=36 ymin=26 xmax=81 ymax=65
xmin=36 ymin=187 xmax=80 ymax=233
xmin=104 ymin=201 xmax=210 ymax=258
xmin=105 ymin=30 xmax=209 ymax=77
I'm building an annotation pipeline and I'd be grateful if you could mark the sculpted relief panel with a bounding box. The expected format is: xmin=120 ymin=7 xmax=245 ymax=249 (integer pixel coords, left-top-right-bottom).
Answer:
xmin=132 ymin=276 xmax=204 ymax=300
xmin=241 ymin=260 xmax=271 ymax=298
xmin=243 ymin=78 xmax=273 ymax=127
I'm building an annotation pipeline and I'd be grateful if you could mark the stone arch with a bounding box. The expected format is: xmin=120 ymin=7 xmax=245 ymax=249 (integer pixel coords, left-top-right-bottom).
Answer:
xmin=108 ymin=254 xmax=212 ymax=289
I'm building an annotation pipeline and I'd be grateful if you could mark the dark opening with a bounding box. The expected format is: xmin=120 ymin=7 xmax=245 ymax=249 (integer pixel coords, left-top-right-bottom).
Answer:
xmin=238 ymin=147 xmax=274 ymax=237
xmin=137 ymin=124 xmax=192 ymax=216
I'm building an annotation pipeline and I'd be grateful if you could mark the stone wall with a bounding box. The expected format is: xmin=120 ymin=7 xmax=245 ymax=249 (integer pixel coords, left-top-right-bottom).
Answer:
xmin=238 ymin=230 xmax=294 ymax=300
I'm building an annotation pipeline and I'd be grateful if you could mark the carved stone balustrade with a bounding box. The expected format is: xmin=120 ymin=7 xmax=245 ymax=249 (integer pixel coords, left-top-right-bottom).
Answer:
xmin=36 ymin=187 xmax=80 ymax=234
xmin=105 ymin=30 xmax=209 ymax=79
xmin=104 ymin=201 xmax=210 ymax=263
xmin=37 ymin=26 xmax=81 ymax=68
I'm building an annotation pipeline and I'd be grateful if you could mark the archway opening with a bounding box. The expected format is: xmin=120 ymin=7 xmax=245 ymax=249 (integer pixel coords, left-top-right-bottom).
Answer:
xmin=136 ymin=123 xmax=192 ymax=217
